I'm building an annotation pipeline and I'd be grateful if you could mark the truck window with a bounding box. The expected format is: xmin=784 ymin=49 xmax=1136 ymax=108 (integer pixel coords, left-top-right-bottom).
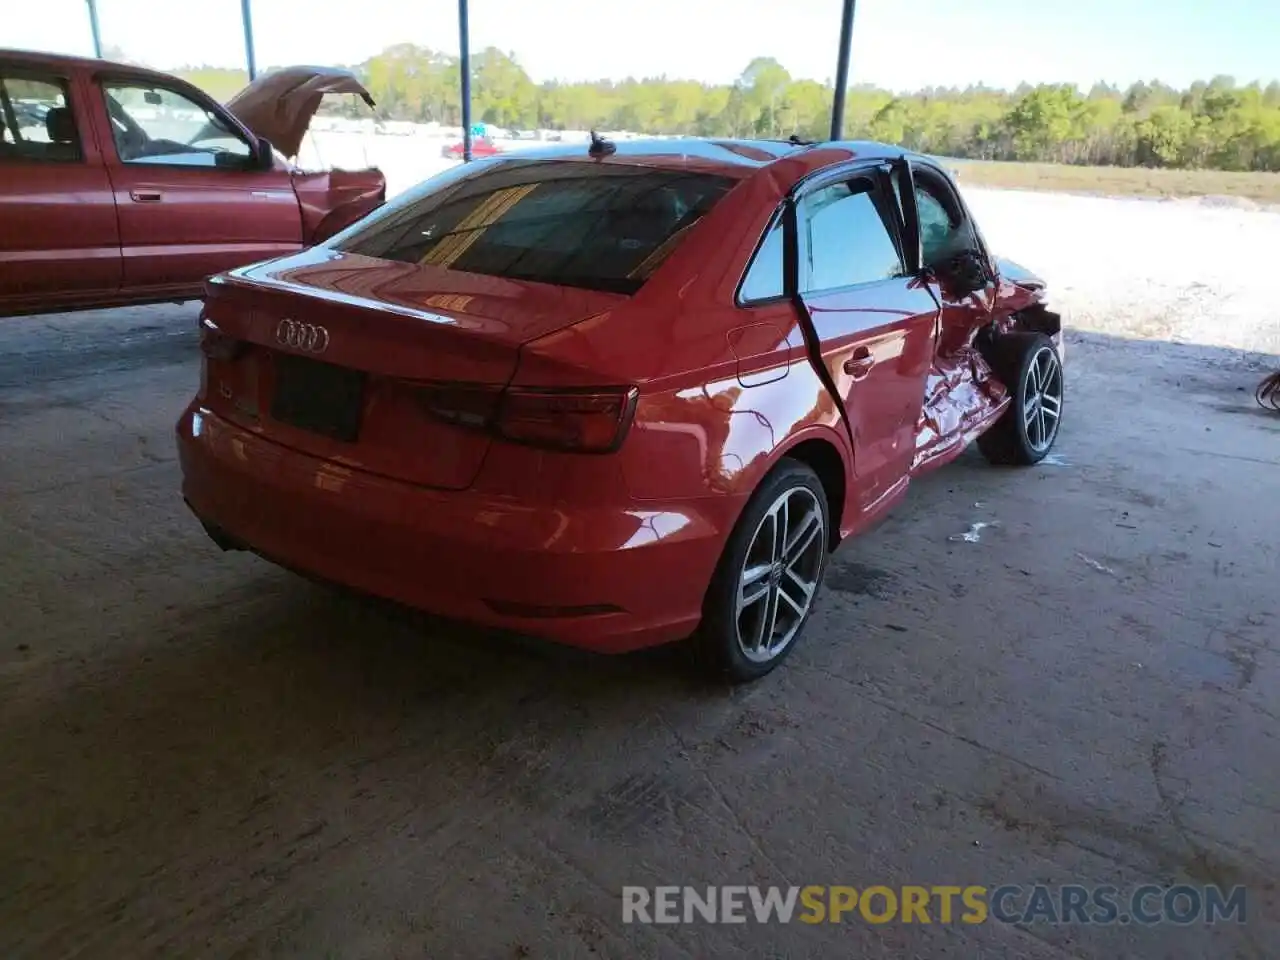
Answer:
xmin=0 ymin=74 xmax=81 ymax=162
xmin=101 ymin=81 xmax=252 ymax=168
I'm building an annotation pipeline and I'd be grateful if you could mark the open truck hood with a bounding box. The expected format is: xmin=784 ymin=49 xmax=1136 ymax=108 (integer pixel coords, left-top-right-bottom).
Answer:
xmin=225 ymin=66 xmax=376 ymax=159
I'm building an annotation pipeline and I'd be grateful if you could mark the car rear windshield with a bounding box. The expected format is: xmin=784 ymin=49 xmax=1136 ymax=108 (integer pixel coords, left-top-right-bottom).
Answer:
xmin=332 ymin=160 xmax=736 ymax=294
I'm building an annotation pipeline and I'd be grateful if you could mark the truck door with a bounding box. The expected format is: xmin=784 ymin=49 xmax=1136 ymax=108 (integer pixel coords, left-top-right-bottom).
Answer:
xmin=94 ymin=76 xmax=303 ymax=290
xmin=0 ymin=65 xmax=120 ymax=314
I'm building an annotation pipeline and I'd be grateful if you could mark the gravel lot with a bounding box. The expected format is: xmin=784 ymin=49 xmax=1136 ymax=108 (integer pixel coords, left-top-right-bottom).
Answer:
xmin=965 ymin=187 xmax=1280 ymax=355
xmin=1 ymin=165 xmax=1278 ymax=958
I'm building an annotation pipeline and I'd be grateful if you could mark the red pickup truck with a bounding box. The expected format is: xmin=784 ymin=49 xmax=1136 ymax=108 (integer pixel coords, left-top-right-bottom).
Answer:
xmin=0 ymin=49 xmax=386 ymax=318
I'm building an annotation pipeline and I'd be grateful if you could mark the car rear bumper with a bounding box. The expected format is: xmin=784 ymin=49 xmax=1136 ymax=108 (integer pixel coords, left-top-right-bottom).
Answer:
xmin=176 ymin=406 xmax=736 ymax=653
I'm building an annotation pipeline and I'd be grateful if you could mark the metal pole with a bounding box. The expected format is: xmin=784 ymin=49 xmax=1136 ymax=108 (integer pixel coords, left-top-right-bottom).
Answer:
xmin=85 ymin=0 xmax=103 ymax=58
xmin=240 ymin=0 xmax=258 ymax=80
xmin=459 ymin=0 xmax=472 ymax=161
xmin=829 ymin=0 xmax=856 ymax=141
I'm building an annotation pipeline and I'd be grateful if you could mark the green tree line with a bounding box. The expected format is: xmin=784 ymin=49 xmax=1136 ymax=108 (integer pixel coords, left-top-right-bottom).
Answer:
xmin=177 ymin=47 xmax=1280 ymax=173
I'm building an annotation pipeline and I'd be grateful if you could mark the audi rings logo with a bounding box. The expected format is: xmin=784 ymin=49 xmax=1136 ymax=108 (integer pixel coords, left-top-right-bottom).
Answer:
xmin=275 ymin=319 xmax=330 ymax=354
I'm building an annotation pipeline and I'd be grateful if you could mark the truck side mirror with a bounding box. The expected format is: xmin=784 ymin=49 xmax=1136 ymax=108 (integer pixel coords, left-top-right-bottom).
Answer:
xmin=254 ymin=136 xmax=275 ymax=170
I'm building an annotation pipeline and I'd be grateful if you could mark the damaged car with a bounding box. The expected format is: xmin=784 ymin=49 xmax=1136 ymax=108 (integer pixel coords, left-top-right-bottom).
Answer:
xmin=178 ymin=138 xmax=1064 ymax=681
xmin=0 ymin=49 xmax=385 ymax=318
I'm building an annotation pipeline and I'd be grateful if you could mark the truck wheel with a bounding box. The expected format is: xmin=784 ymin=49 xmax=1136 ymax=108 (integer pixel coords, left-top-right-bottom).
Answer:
xmin=977 ymin=332 xmax=1063 ymax=466
xmin=697 ymin=460 xmax=830 ymax=682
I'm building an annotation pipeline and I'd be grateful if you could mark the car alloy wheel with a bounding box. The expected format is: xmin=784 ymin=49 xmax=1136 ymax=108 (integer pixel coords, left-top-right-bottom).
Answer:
xmin=976 ymin=331 xmax=1064 ymax=466
xmin=1022 ymin=344 xmax=1063 ymax=454
xmin=736 ymin=485 xmax=827 ymax=664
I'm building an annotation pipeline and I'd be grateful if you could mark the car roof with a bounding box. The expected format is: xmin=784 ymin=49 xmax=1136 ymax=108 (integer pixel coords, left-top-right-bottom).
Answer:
xmin=0 ymin=47 xmax=178 ymax=85
xmin=479 ymin=137 xmax=917 ymax=182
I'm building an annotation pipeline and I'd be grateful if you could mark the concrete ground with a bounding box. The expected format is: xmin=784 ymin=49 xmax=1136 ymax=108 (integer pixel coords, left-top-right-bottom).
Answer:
xmin=1 ymin=304 xmax=1278 ymax=959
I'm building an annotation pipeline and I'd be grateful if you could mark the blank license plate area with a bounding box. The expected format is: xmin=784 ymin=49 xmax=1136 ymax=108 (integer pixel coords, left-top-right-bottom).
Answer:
xmin=270 ymin=353 xmax=366 ymax=442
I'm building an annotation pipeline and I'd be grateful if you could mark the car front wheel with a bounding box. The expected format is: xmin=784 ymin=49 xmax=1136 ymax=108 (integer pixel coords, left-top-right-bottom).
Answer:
xmin=977 ymin=331 xmax=1064 ymax=465
xmin=697 ymin=460 xmax=830 ymax=682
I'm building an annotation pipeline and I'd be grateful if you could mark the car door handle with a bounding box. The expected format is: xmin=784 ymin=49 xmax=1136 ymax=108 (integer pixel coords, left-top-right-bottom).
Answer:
xmin=843 ymin=348 xmax=875 ymax=380
xmin=130 ymin=190 xmax=163 ymax=203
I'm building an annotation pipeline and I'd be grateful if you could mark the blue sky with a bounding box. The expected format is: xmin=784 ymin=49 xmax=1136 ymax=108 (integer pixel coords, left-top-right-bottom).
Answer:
xmin=10 ymin=0 xmax=1279 ymax=91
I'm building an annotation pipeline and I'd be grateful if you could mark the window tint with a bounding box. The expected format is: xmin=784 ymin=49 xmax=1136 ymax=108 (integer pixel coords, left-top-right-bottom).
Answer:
xmin=739 ymin=217 xmax=784 ymax=302
xmin=915 ymin=186 xmax=957 ymax=266
xmin=802 ymin=181 xmax=902 ymax=292
xmin=0 ymin=74 xmax=80 ymax=162
xmin=890 ymin=167 xmax=974 ymax=269
xmin=102 ymin=82 xmax=251 ymax=167
xmin=334 ymin=161 xmax=735 ymax=295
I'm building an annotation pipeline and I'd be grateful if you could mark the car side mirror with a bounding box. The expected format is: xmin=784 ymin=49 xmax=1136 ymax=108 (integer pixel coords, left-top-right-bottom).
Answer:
xmin=936 ymin=249 xmax=990 ymax=296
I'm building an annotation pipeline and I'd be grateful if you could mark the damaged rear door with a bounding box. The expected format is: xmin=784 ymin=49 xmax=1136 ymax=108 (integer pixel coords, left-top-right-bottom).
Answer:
xmin=793 ymin=168 xmax=938 ymax=512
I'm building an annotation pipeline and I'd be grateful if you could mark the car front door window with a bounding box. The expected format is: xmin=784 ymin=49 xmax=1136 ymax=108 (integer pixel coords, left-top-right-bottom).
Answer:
xmin=907 ymin=173 xmax=978 ymax=272
xmin=916 ymin=187 xmax=959 ymax=268
xmin=101 ymin=82 xmax=251 ymax=167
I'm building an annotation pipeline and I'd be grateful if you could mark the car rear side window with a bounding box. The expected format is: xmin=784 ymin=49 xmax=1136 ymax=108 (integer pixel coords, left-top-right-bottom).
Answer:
xmin=801 ymin=180 xmax=903 ymax=293
xmin=0 ymin=73 xmax=81 ymax=162
xmin=739 ymin=216 xmax=785 ymax=304
xmin=334 ymin=160 xmax=736 ymax=295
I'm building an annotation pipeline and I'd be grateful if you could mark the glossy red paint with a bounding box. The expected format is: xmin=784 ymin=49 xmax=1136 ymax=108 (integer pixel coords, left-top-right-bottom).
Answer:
xmin=177 ymin=138 xmax=1062 ymax=654
xmin=0 ymin=49 xmax=386 ymax=318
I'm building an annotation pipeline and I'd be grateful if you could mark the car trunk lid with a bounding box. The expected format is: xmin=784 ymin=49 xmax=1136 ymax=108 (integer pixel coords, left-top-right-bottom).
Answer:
xmin=199 ymin=248 xmax=627 ymax=490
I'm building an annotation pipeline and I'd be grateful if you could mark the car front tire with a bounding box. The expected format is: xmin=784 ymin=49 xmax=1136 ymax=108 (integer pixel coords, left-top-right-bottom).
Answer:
xmin=977 ymin=331 xmax=1064 ymax=465
xmin=697 ymin=460 xmax=831 ymax=683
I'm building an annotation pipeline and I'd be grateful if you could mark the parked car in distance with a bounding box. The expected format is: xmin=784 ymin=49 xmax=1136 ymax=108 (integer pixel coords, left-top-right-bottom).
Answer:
xmin=178 ymin=138 xmax=1065 ymax=681
xmin=441 ymin=136 xmax=503 ymax=159
xmin=0 ymin=49 xmax=387 ymax=318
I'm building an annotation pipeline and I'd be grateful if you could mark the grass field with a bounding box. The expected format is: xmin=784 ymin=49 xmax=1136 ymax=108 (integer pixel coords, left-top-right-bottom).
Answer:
xmin=948 ymin=159 xmax=1280 ymax=206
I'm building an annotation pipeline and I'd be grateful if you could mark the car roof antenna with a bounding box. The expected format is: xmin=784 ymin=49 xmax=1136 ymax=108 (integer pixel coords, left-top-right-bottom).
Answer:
xmin=588 ymin=130 xmax=616 ymax=158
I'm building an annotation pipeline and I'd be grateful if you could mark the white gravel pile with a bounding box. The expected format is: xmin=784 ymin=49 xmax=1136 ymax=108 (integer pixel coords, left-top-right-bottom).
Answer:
xmin=304 ymin=131 xmax=1280 ymax=357
xmin=963 ymin=187 xmax=1280 ymax=356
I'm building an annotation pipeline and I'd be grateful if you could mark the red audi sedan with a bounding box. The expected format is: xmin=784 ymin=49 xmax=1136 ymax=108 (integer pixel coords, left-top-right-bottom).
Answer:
xmin=178 ymin=138 xmax=1064 ymax=680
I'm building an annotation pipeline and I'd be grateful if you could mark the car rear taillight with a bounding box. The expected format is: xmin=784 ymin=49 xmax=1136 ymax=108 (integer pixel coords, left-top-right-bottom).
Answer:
xmin=414 ymin=383 xmax=638 ymax=454
xmin=199 ymin=316 xmax=246 ymax=362
xmin=497 ymin=387 xmax=639 ymax=453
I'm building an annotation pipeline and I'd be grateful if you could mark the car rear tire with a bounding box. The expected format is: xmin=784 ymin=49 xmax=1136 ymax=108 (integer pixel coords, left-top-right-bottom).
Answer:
xmin=696 ymin=460 xmax=830 ymax=683
xmin=976 ymin=331 xmax=1063 ymax=466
